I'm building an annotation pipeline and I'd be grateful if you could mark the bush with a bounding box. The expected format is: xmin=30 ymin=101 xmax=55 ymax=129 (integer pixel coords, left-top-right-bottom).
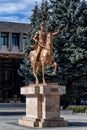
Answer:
xmin=66 ymin=105 xmax=87 ymax=113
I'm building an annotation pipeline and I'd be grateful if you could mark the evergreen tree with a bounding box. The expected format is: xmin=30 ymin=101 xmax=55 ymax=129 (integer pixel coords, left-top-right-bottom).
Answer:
xmin=49 ymin=0 xmax=87 ymax=104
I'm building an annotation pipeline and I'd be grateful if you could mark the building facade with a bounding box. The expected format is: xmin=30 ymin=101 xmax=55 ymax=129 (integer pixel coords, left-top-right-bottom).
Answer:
xmin=0 ymin=21 xmax=29 ymax=102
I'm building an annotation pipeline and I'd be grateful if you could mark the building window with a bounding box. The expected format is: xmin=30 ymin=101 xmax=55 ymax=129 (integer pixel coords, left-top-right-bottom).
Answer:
xmin=22 ymin=34 xmax=27 ymax=50
xmin=12 ymin=33 xmax=19 ymax=46
xmin=22 ymin=34 xmax=27 ymax=44
xmin=1 ymin=32 xmax=8 ymax=46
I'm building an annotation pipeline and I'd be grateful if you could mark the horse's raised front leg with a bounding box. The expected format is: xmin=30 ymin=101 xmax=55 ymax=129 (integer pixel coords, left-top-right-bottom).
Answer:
xmin=52 ymin=62 xmax=57 ymax=75
xmin=42 ymin=62 xmax=47 ymax=85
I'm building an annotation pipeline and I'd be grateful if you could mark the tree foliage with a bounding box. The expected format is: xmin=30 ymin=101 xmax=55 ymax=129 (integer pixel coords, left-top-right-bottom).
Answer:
xmin=48 ymin=0 xmax=87 ymax=104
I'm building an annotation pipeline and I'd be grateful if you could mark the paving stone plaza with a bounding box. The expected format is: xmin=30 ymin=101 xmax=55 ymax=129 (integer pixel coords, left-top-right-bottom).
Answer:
xmin=0 ymin=113 xmax=87 ymax=130
xmin=0 ymin=103 xmax=87 ymax=130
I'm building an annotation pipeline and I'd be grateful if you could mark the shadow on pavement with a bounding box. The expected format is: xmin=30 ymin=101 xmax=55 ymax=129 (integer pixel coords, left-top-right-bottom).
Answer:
xmin=7 ymin=121 xmax=87 ymax=128
xmin=69 ymin=122 xmax=87 ymax=127
xmin=0 ymin=112 xmax=25 ymax=116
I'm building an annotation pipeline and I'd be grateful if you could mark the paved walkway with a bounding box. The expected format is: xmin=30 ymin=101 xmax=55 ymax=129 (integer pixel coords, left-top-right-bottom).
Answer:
xmin=0 ymin=103 xmax=87 ymax=130
xmin=0 ymin=113 xmax=87 ymax=130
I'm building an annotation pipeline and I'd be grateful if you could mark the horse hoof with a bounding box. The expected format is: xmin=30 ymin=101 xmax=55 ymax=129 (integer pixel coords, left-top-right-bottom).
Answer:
xmin=35 ymin=81 xmax=39 ymax=86
xmin=43 ymin=82 xmax=47 ymax=86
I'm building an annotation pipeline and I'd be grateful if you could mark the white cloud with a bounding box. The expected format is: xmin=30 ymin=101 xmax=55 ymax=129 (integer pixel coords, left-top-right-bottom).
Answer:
xmin=0 ymin=3 xmax=26 ymax=13
xmin=0 ymin=16 xmax=19 ymax=21
xmin=0 ymin=0 xmax=42 ymax=23
xmin=0 ymin=16 xmax=29 ymax=23
xmin=0 ymin=0 xmax=42 ymax=13
xmin=22 ymin=0 xmax=42 ymax=4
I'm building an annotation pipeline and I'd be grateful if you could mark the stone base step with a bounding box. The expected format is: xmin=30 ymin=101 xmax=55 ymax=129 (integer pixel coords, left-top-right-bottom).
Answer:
xmin=19 ymin=116 xmax=68 ymax=127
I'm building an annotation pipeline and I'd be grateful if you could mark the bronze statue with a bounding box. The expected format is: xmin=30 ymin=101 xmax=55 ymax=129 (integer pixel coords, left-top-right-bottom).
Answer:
xmin=29 ymin=22 xmax=60 ymax=85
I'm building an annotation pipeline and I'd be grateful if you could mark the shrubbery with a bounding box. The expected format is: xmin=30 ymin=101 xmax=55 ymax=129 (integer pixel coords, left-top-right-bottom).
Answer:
xmin=66 ymin=105 xmax=87 ymax=113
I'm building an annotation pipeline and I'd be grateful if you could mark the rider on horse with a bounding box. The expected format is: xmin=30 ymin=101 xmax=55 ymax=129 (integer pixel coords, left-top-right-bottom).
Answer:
xmin=31 ymin=22 xmax=60 ymax=62
xmin=31 ymin=22 xmax=47 ymax=61
xmin=30 ymin=22 xmax=60 ymax=84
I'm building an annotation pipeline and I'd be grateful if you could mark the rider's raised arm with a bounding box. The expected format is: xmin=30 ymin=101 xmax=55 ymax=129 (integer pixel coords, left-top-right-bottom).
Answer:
xmin=52 ymin=26 xmax=60 ymax=36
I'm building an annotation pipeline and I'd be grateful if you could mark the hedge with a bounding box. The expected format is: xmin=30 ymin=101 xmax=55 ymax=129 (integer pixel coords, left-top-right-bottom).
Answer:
xmin=66 ymin=105 xmax=87 ymax=113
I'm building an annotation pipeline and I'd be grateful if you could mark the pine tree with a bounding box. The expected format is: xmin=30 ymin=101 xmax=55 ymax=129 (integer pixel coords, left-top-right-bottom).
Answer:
xmin=49 ymin=0 xmax=87 ymax=104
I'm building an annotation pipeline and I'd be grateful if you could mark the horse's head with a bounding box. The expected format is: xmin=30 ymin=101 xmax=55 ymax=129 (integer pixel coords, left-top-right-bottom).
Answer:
xmin=45 ymin=33 xmax=52 ymax=51
xmin=46 ymin=33 xmax=52 ymax=45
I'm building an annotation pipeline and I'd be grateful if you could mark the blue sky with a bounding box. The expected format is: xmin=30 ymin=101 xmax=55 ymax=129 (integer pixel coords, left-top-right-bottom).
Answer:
xmin=0 ymin=0 xmax=42 ymax=23
xmin=0 ymin=0 xmax=86 ymax=24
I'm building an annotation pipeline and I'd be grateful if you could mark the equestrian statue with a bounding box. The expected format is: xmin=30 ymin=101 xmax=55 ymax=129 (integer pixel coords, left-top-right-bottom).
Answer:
xmin=29 ymin=22 xmax=60 ymax=85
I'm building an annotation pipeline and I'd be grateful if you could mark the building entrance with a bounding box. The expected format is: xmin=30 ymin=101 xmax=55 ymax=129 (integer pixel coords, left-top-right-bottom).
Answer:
xmin=0 ymin=58 xmax=24 ymax=102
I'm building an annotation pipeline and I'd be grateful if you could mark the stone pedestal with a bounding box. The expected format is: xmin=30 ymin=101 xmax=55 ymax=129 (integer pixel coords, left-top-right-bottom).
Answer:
xmin=19 ymin=83 xmax=68 ymax=127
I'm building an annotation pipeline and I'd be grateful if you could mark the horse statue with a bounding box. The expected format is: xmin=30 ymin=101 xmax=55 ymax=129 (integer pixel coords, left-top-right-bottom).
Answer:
xmin=29 ymin=33 xmax=57 ymax=85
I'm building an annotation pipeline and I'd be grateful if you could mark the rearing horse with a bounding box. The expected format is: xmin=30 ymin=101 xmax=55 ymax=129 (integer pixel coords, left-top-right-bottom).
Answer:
xmin=29 ymin=33 xmax=57 ymax=85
